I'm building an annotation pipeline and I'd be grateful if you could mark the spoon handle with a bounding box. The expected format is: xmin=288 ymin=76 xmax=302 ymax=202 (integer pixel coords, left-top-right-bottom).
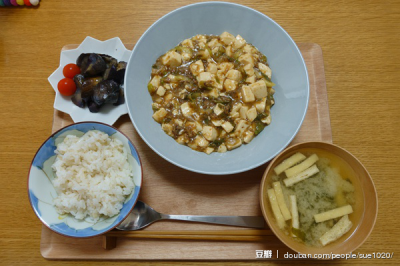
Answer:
xmin=161 ymin=214 xmax=265 ymax=229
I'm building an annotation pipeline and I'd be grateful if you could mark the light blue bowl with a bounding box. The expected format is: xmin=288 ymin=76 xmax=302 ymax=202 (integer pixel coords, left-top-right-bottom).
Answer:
xmin=28 ymin=122 xmax=142 ymax=238
xmin=125 ymin=2 xmax=309 ymax=175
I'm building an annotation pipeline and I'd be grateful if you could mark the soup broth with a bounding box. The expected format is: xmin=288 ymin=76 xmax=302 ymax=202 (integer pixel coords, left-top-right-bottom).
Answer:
xmin=267 ymin=148 xmax=364 ymax=247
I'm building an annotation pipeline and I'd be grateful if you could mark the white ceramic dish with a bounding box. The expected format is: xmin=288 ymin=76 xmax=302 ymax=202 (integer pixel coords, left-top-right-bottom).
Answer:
xmin=48 ymin=37 xmax=131 ymax=125
xmin=125 ymin=2 xmax=309 ymax=175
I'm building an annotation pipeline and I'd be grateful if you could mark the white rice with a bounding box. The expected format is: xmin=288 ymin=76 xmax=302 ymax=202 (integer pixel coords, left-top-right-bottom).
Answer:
xmin=51 ymin=130 xmax=134 ymax=221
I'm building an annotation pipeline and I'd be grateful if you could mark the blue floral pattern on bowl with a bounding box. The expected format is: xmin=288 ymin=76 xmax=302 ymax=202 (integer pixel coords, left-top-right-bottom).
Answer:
xmin=28 ymin=122 xmax=142 ymax=238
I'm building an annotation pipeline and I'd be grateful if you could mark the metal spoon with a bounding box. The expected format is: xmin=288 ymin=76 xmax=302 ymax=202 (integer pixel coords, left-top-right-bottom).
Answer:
xmin=116 ymin=201 xmax=265 ymax=230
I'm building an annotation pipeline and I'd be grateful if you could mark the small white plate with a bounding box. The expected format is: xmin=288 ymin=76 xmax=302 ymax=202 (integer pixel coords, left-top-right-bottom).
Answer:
xmin=48 ymin=37 xmax=131 ymax=125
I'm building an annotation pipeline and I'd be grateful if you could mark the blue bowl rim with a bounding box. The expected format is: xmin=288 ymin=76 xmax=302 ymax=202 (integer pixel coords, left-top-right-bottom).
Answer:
xmin=27 ymin=121 xmax=143 ymax=238
xmin=125 ymin=1 xmax=310 ymax=175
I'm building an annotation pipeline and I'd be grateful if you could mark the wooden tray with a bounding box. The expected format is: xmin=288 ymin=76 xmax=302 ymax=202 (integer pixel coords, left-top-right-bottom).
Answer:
xmin=41 ymin=43 xmax=331 ymax=260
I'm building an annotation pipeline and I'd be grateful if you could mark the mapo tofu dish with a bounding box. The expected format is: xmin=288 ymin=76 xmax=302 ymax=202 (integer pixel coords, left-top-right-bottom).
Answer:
xmin=148 ymin=32 xmax=275 ymax=154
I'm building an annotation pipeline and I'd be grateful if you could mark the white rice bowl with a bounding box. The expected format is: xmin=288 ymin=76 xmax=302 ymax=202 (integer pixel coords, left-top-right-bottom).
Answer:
xmin=51 ymin=130 xmax=135 ymax=221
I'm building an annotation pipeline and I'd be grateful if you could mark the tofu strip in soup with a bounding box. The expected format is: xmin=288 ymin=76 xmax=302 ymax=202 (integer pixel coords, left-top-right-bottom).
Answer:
xmin=148 ymin=32 xmax=275 ymax=154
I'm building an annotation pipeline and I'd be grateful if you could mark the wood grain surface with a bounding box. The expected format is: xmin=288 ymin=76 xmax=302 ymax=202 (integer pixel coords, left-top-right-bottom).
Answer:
xmin=0 ymin=0 xmax=399 ymax=265
xmin=41 ymin=43 xmax=329 ymax=261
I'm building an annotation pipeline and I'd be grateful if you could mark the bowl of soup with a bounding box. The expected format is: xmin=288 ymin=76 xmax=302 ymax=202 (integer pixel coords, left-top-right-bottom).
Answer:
xmin=260 ymin=142 xmax=377 ymax=257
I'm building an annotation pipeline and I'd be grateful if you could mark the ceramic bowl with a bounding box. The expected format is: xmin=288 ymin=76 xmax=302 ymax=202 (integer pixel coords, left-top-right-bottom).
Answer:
xmin=124 ymin=2 xmax=309 ymax=175
xmin=260 ymin=142 xmax=378 ymax=257
xmin=28 ymin=122 xmax=142 ymax=238
xmin=48 ymin=37 xmax=131 ymax=125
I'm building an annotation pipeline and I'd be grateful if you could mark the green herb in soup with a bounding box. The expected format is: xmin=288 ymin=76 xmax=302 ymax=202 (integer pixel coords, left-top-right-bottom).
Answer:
xmin=147 ymin=32 xmax=275 ymax=154
xmin=267 ymin=149 xmax=358 ymax=247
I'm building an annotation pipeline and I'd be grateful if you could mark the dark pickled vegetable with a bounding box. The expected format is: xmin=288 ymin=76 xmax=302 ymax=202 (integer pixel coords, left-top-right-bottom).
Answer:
xmin=87 ymin=101 xmax=101 ymax=113
xmin=81 ymin=77 xmax=103 ymax=101
xmin=113 ymin=87 xmax=125 ymax=106
xmin=92 ymin=80 xmax=120 ymax=105
xmin=76 ymin=53 xmax=89 ymax=68
xmin=79 ymin=53 xmax=107 ymax=77
xmin=103 ymin=65 xmax=118 ymax=81
xmin=100 ymin=54 xmax=118 ymax=69
xmin=73 ymin=74 xmax=85 ymax=89
xmin=70 ymin=53 xmax=127 ymax=112
xmin=71 ymin=87 xmax=85 ymax=108
xmin=71 ymin=74 xmax=86 ymax=107
xmin=115 ymin=61 xmax=127 ymax=84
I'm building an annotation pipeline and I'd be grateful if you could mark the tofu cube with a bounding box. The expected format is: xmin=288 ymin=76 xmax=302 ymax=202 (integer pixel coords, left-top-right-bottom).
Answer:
xmin=238 ymin=53 xmax=254 ymax=66
xmin=181 ymin=52 xmax=191 ymax=61
xmin=162 ymin=51 xmax=182 ymax=67
xmin=202 ymin=126 xmax=218 ymax=141
xmin=239 ymin=106 xmax=249 ymax=119
xmin=217 ymin=144 xmax=227 ymax=153
xmin=220 ymin=31 xmax=235 ymax=45
xmin=243 ymin=130 xmax=255 ymax=143
xmin=258 ymin=63 xmax=272 ymax=79
xmin=197 ymin=72 xmax=213 ymax=86
xmin=190 ymin=60 xmax=204 ymax=76
xmin=231 ymin=103 xmax=243 ymax=114
xmin=218 ymin=62 xmax=234 ymax=74
xmin=243 ymin=44 xmax=257 ymax=54
xmin=223 ymin=79 xmax=237 ymax=91
xmin=195 ymin=121 xmax=203 ymax=131
xmin=205 ymin=147 xmax=214 ymax=155
xmin=156 ymin=86 xmax=166 ymax=96
xmin=207 ymin=88 xmax=219 ymax=98
xmin=243 ymin=64 xmax=254 ymax=76
xmin=241 ymin=85 xmax=255 ymax=102
xmin=193 ymin=135 xmax=209 ymax=148
xmin=226 ymin=69 xmax=242 ymax=81
xmin=221 ymin=121 xmax=234 ymax=133
xmin=176 ymin=135 xmax=188 ymax=144
xmin=216 ymin=70 xmax=225 ymax=84
xmin=261 ymin=115 xmax=271 ymax=125
xmin=152 ymin=108 xmax=168 ymax=123
xmin=206 ymin=63 xmax=218 ymax=74
xmin=161 ymin=123 xmax=174 ymax=137
xmin=226 ymin=137 xmax=242 ymax=150
xmin=250 ymin=80 xmax=268 ymax=99
xmin=181 ymin=39 xmax=194 ymax=48
xmin=231 ymin=112 xmax=239 ymax=119
xmin=246 ymin=75 xmax=256 ymax=84
xmin=255 ymin=98 xmax=267 ymax=113
xmin=225 ymin=45 xmax=233 ymax=57
xmin=234 ymin=119 xmax=250 ymax=136
xmin=233 ymin=35 xmax=246 ymax=49
xmin=164 ymin=93 xmax=173 ymax=102
xmin=212 ymin=120 xmax=223 ymax=127
xmin=213 ymin=104 xmax=225 ymax=116
xmin=193 ymin=34 xmax=207 ymax=44
xmin=246 ymin=106 xmax=258 ymax=122
xmin=207 ymin=38 xmax=221 ymax=49
xmin=181 ymin=102 xmax=193 ymax=118
xmin=150 ymin=75 xmax=161 ymax=88
xmin=174 ymin=119 xmax=184 ymax=127
xmin=198 ymin=49 xmax=211 ymax=59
